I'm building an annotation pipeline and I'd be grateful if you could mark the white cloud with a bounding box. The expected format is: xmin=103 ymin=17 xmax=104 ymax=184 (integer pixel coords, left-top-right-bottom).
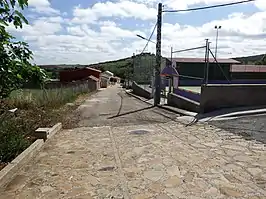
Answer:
xmin=161 ymin=10 xmax=266 ymax=58
xmin=72 ymin=1 xmax=157 ymax=24
xmin=127 ymin=0 xmax=264 ymax=11
xmin=28 ymin=0 xmax=60 ymax=15
xmin=28 ymin=0 xmax=50 ymax=7
xmin=6 ymin=0 xmax=266 ymax=64
xmin=255 ymin=0 xmax=266 ymax=11
xmin=7 ymin=17 xmax=62 ymax=36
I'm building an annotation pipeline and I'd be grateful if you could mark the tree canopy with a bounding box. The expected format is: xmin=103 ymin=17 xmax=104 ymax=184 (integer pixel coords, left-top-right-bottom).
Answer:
xmin=0 ymin=0 xmax=46 ymax=98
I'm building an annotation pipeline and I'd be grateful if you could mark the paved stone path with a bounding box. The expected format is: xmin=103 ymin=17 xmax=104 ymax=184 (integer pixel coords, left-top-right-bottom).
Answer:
xmin=1 ymin=86 xmax=266 ymax=198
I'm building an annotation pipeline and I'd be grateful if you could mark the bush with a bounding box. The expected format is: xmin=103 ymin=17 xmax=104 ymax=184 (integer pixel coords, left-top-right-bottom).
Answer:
xmin=0 ymin=113 xmax=31 ymax=163
xmin=0 ymin=83 xmax=91 ymax=165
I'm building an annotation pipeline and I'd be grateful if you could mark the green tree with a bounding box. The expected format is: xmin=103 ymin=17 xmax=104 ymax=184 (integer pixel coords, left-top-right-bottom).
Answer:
xmin=255 ymin=54 xmax=266 ymax=65
xmin=0 ymin=0 xmax=46 ymax=98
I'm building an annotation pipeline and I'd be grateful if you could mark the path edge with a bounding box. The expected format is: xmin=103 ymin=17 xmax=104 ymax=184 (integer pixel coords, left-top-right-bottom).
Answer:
xmin=0 ymin=122 xmax=62 ymax=189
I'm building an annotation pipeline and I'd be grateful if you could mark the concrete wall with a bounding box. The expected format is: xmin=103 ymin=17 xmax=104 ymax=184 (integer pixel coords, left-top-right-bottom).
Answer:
xmin=173 ymin=88 xmax=200 ymax=102
xmin=44 ymin=79 xmax=99 ymax=92
xmin=200 ymin=84 xmax=266 ymax=113
xmin=179 ymin=79 xmax=266 ymax=86
xmin=167 ymin=93 xmax=200 ymax=112
xmin=132 ymin=81 xmax=152 ymax=99
xmin=100 ymin=77 xmax=109 ymax=88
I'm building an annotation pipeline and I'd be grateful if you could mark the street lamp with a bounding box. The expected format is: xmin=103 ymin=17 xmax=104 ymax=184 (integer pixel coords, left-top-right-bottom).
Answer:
xmin=136 ymin=34 xmax=156 ymax=44
xmin=214 ymin=25 xmax=221 ymax=59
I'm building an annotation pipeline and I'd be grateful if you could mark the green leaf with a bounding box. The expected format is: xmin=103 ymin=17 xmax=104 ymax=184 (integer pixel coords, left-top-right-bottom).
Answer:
xmin=0 ymin=20 xmax=8 ymax=26
xmin=17 ymin=74 xmax=22 ymax=79
xmin=14 ymin=10 xmax=28 ymax=24
xmin=18 ymin=0 xmax=27 ymax=9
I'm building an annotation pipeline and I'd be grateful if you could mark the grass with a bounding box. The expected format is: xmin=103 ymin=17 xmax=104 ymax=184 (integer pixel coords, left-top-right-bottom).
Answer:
xmin=0 ymin=82 xmax=92 ymax=168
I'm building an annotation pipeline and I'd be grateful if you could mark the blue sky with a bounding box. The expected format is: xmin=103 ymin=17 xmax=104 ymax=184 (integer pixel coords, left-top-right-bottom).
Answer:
xmin=7 ymin=0 xmax=266 ymax=64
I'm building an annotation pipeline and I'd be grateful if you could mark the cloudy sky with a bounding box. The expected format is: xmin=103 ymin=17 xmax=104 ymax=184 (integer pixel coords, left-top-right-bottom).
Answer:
xmin=7 ymin=0 xmax=266 ymax=64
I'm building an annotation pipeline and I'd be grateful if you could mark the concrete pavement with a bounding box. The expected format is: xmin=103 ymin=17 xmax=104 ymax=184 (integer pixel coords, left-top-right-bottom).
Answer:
xmin=1 ymin=85 xmax=266 ymax=199
xmin=209 ymin=114 xmax=266 ymax=144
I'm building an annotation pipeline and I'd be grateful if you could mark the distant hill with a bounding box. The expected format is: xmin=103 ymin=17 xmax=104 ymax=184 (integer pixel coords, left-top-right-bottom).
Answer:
xmin=233 ymin=54 xmax=265 ymax=64
xmin=39 ymin=53 xmax=157 ymax=79
xmin=40 ymin=53 xmax=266 ymax=79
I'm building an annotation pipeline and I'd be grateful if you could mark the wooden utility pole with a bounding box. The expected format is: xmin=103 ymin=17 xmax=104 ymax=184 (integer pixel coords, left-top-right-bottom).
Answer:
xmin=154 ymin=3 xmax=162 ymax=106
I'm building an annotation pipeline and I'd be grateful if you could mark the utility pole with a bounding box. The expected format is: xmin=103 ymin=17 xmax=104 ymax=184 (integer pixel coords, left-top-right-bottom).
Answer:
xmin=169 ymin=46 xmax=173 ymax=93
xmin=132 ymin=53 xmax=135 ymax=82
xmin=170 ymin=46 xmax=173 ymax=66
xmin=205 ymin=39 xmax=210 ymax=84
xmin=214 ymin=25 xmax=221 ymax=58
xmin=154 ymin=3 xmax=162 ymax=106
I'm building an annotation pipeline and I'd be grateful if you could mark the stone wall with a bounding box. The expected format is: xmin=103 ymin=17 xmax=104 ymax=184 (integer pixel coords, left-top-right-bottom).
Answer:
xmin=167 ymin=93 xmax=200 ymax=113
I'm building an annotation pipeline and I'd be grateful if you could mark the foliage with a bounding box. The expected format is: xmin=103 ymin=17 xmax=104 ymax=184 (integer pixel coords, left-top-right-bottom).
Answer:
xmin=255 ymin=55 xmax=266 ymax=65
xmin=0 ymin=83 xmax=91 ymax=164
xmin=0 ymin=0 xmax=46 ymax=98
xmin=85 ymin=53 xmax=156 ymax=79
xmin=0 ymin=112 xmax=31 ymax=163
xmin=233 ymin=54 xmax=265 ymax=64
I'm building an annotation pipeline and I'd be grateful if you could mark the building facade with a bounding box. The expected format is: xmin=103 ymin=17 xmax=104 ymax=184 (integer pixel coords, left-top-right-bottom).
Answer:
xmin=169 ymin=58 xmax=240 ymax=86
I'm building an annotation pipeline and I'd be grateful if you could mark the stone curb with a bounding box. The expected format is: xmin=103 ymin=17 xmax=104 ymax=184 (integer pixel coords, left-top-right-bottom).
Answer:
xmin=48 ymin=123 xmax=62 ymax=139
xmin=125 ymin=90 xmax=153 ymax=106
xmin=0 ymin=123 xmax=62 ymax=189
xmin=157 ymin=105 xmax=197 ymax=117
xmin=125 ymin=90 xmax=197 ymax=116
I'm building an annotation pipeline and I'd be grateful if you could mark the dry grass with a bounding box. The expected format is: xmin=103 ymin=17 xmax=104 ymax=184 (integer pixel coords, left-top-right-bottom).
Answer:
xmin=0 ymin=84 xmax=94 ymax=168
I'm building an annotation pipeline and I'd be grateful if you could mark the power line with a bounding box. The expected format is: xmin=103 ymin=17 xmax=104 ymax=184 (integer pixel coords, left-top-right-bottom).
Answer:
xmin=141 ymin=22 xmax=157 ymax=54
xmin=163 ymin=0 xmax=255 ymax=13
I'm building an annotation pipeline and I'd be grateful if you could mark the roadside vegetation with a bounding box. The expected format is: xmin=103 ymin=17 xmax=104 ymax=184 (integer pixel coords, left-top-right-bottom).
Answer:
xmin=0 ymin=0 xmax=91 ymax=170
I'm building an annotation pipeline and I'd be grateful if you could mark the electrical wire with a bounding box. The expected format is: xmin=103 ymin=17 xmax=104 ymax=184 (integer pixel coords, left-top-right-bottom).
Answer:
xmin=141 ymin=22 xmax=157 ymax=54
xmin=163 ymin=0 xmax=255 ymax=13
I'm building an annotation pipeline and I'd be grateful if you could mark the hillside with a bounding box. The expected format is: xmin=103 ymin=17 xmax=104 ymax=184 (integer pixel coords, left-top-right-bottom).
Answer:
xmin=233 ymin=54 xmax=265 ymax=64
xmin=39 ymin=53 xmax=266 ymax=79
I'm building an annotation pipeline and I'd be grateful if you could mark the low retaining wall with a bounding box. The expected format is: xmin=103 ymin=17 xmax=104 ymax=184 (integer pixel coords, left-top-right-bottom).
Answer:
xmin=132 ymin=82 xmax=152 ymax=99
xmin=0 ymin=123 xmax=62 ymax=189
xmin=173 ymin=88 xmax=200 ymax=102
xmin=200 ymin=84 xmax=266 ymax=113
xmin=167 ymin=93 xmax=200 ymax=113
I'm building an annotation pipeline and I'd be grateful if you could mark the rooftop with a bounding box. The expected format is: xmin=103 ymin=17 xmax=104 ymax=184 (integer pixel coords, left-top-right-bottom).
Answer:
xmin=88 ymin=75 xmax=100 ymax=81
xmin=170 ymin=57 xmax=240 ymax=64
xmin=85 ymin=67 xmax=101 ymax=73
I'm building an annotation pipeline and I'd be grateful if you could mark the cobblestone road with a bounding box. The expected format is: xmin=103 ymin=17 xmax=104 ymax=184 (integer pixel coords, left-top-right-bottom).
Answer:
xmin=1 ymin=85 xmax=266 ymax=199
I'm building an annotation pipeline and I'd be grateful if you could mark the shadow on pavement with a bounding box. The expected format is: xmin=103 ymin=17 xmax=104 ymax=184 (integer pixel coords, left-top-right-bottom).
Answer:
xmin=108 ymin=106 xmax=154 ymax=119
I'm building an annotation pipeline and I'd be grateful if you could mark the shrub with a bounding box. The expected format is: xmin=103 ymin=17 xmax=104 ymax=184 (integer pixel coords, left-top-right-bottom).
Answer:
xmin=0 ymin=82 xmax=91 ymax=165
xmin=0 ymin=113 xmax=31 ymax=163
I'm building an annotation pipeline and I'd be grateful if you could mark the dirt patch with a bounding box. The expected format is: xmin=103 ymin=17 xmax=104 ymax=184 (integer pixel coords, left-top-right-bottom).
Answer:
xmin=62 ymin=91 xmax=97 ymax=129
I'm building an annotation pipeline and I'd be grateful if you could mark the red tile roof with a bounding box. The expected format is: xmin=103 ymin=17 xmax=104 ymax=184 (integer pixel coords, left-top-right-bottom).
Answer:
xmin=85 ymin=67 xmax=101 ymax=73
xmin=171 ymin=57 xmax=240 ymax=64
xmin=231 ymin=65 xmax=266 ymax=72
